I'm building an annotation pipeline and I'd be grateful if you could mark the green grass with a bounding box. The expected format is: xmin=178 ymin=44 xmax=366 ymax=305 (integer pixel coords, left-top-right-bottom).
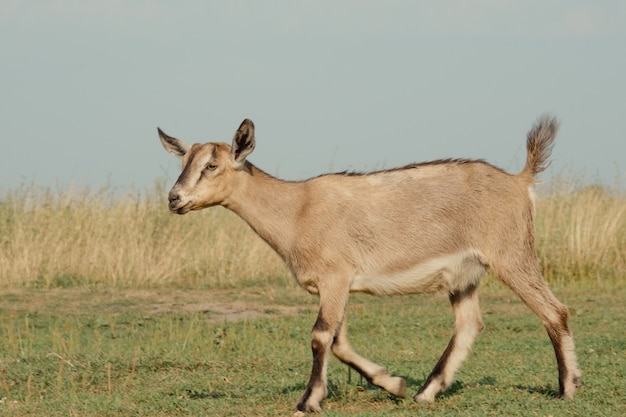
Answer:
xmin=1 ymin=287 xmax=625 ymax=416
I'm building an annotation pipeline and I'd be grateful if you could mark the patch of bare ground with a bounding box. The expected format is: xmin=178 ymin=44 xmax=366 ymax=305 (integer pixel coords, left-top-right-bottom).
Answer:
xmin=0 ymin=286 xmax=616 ymax=325
xmin=0 ymin=288 xmax=316 ymax=322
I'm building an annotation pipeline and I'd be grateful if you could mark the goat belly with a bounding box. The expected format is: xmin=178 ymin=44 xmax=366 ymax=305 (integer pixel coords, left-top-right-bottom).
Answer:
xmin=349 ymin=250 xmax=486 ymax=296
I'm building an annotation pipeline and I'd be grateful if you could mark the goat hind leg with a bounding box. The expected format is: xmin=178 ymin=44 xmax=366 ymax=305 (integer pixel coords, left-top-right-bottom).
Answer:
xmin=415 ymin=285 xmax=484 ymax=403
xmin=331 ymin=314 xmax=407 ymax=398
xmin=495 ymin=265 xmax=581 ymax=399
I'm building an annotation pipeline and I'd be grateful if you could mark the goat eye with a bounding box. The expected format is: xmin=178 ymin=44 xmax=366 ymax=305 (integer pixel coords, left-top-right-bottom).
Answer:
xmin=205 ymin=163 xmax=218 ymax=171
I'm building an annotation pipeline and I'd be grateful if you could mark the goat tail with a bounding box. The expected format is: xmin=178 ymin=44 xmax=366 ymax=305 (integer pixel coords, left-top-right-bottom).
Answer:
xmin=521 ymin=114 xmax=558 ymax=181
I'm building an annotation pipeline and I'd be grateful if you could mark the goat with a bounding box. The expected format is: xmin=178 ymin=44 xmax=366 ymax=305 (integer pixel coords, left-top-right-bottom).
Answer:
xmin=158 ymin=115 xmax=581 ymax=413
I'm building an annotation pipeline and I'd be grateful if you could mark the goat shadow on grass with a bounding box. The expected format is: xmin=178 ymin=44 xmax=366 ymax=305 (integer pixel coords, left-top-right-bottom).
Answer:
xmin=281 ymin=382 xmax=308 ymax=399
xmin=280 ymin=376 xmax=466 ymax=404
xmin=515 ymin=383 xmax=560 ymax=398
xmin=413 ymin=376 xmax=560 ymax=400
xmin=176 ymin=388 xmax=243 ymax=400
xmin=280 ymin=381 xmax=408 ymax=406
xmin=274 ymin=376 xmax=558 ymax=405
xmin=400 ymin=376 xmax=501 ymax=401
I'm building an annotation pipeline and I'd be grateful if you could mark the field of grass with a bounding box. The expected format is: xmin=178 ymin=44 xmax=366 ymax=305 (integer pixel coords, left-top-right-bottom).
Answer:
xmin=1 ymin=288 xmax=625 ymax=416
xmin=0 ymin=178 xmax=625 ymax=416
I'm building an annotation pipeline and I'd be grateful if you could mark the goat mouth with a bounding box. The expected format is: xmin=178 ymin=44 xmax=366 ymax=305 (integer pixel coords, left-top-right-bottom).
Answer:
xmin=169 ymin=201 xmax=192 ymax=215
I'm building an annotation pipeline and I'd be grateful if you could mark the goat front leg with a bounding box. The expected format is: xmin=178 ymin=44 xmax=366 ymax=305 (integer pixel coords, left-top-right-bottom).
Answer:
xmin=332 ymin=314 xmax=407 ymax=398
xmin=296 ymin=285 xmax=348 ymax=413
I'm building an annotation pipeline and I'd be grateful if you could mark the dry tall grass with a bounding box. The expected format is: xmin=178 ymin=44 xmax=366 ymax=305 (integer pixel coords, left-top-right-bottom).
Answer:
xmin=535 ymin=180 xmax=626 ymax=286
xmin=0 ymin=181 xmax=288 ymax=289
xmin=0 ymin=178 xmax=624 ymax=289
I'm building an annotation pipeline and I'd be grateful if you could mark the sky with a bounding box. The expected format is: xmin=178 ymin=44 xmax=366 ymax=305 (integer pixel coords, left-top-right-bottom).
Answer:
xmin=1 ymin=1 xmax=625 ymax=194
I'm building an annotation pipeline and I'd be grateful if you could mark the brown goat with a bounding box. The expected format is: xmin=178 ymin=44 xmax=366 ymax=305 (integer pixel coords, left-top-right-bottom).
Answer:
xmin=158 ymin=115 xmax=581 ymax=413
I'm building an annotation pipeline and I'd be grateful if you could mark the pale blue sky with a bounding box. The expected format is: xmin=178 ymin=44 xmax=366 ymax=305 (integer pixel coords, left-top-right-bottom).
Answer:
xmin=1 ymin=1 xmax=625 ymax=192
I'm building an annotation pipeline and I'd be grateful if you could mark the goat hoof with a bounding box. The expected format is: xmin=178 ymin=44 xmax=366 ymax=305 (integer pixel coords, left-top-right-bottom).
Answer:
xmin=295 ymin=400 xmax=322 ymax=414
xmin=389 ymin=376 xmax=407 ymax=398
xmin=414 ymin=392 xmax=435 ymax=404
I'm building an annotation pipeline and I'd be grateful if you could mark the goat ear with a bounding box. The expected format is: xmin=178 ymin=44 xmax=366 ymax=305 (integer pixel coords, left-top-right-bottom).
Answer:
xmin=231 ymin=119 xmax=255 ymax=168
xmin=158 ymin=128 xmax=190 ymax=158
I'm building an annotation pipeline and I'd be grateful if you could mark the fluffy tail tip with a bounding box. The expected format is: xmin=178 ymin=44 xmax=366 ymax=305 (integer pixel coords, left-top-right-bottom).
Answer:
xmin=524 ymin=114 xmax=559 ymax=178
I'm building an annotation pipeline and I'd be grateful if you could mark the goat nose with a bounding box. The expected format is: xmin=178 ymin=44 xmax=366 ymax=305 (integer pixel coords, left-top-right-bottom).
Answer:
xmin=168 ymin=191 xmax=180 ymax=206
